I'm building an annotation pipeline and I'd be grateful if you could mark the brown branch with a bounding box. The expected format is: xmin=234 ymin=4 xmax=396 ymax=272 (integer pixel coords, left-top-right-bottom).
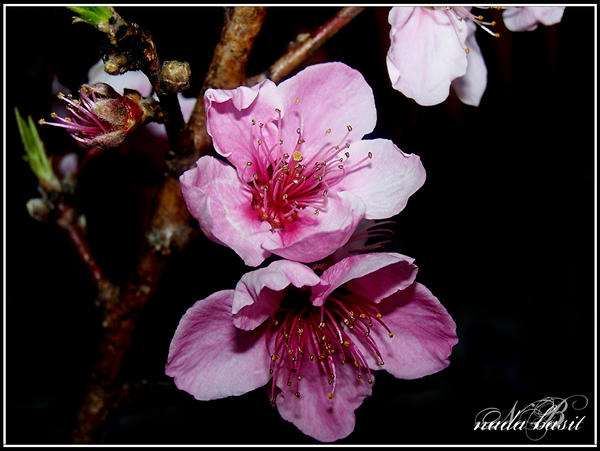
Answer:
xmin=246 ymin=7 xmax=365 ymax=85
xmin=174 ymin=6 xmax=268 ymax=174
xmin=71 ymin=7 xmax=267 ymax=442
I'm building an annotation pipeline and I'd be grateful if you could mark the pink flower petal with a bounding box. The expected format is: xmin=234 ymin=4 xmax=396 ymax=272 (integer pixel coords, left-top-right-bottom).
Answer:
xmin=387 ymin=7 xmax=468 ymax=106
xmin=180 ymin=156 xmax=272 ymax=266
xmin=503 ymin=6 xmax=566 ymax=32
xmin=360 ymin=282 xmax=458 ymax=379
xmin=261 ymin=190 xmax=366 ymax=263
xmin=312 ymin=252 xmax=417 ymax=307
xmin=337 ymin=139 xmax=426 ymax=219
xmin=452 ymin=21 xmax=487 ymax=107
xmin=274 ymin=353 xmax=373 ymax=442
xmin=277 ymin=62 xmax=377 ymax=163
xmin=165 ymin=290 xmax=271 ymax=400
xmin=232 ymin=260 xmax=322 ymax=331
xmin=204 ymin=79 xmax=284 ymax=170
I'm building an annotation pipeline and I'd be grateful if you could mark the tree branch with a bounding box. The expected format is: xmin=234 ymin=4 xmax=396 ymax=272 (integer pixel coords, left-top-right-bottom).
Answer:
xmin=71 ymin=7 xmax=267 ymax=442
xmin=246 ymin=7 xmax=365 ymax=85
xmin=173 ymin=6 xmax=268 ymax=174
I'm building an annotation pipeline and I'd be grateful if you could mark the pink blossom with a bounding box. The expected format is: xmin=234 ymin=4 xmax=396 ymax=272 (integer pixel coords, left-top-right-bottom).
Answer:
xmin=502 ymin=6 xmax=566 ymax=32
xmin=387 ymin=6 xmax=490 ymax=106
xmin=166 ymin=252 xmax=457 ymax=442
xmin=180 ymin=62 xmax=426 ymax=266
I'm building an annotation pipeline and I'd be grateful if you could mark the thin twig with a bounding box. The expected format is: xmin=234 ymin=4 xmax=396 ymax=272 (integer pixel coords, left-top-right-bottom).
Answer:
xmin=246 ymin=7 xmax=365 ymax=85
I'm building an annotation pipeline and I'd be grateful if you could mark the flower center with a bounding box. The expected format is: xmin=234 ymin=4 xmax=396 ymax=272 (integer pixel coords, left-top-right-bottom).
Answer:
xmin=265 ymin=288 xmax=394 ymax=403
xmin=39 ymin=88 xmax=109 ymax=144
xmin=240 ymin=104 xmax=373 ymax=232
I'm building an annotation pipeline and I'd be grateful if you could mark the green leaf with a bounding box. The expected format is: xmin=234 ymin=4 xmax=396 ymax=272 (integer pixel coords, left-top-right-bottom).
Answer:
xmin=67 ymin=6 xmax=112 ymax=27
xmin=15 ymin=108 xmax=61 ymax=192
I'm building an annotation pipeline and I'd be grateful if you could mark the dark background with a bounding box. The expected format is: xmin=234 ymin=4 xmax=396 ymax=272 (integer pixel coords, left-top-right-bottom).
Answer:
xmin=5 ymin=6 xmax=595 ymax=445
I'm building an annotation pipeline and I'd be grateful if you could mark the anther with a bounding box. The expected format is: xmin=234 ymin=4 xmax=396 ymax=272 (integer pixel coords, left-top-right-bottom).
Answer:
xmin=326 ymin=128 xmax=331 ymax=134
xmin=328 ymin=393 xmax=334 ymax=400
xmin=368 ymin=379 xmax=373 ymax=384
xmin=251 ymin=119 xmax=256 ymax=125
xmin=38 ymin=119 xmax=46 ymax=125
xmin=293 ymin=151 xmax=303 ymax=162
xmin=295 ymin=392 xmax=301 ymax=398
xmin=322 ymin=190 xmax=328 ymax=197
xmin=314 ymin=210 xmax=319 ymax=216
xmin=345 ymin=152 xmax=350 ymax=158
xmin=465 ymin=48 xmax=470 ymax=54
xmin=389 ymin=332 xmax=394 ymax=338
xmin=246 ymin=161 xmax=252 ymax=167
xmin=295 ymin=98 xmax=300 ymax=104
xmin=347 ymin=125 xmax=352 ymax=131
xmin=368 ymin=152 xmax=373 ymax=159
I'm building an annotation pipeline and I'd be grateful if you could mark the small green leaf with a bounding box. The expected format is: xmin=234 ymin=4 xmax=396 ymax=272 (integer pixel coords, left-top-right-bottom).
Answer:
xmin=67 ymin=6 xmax=112 ymax=27
xmin=15 ymin=108 xmax=61 ymax=192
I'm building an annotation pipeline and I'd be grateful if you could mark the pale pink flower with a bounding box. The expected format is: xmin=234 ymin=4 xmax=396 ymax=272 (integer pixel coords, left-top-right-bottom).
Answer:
xmin=180 ymin=62 xmax=426 ymax=266
xmin=387 ymin=6 xmax=490 ymax=106
xmin=502 ymin=6 xmax=566 ymax=32
xmin=166 ymin=252 xmax=457 ymax=442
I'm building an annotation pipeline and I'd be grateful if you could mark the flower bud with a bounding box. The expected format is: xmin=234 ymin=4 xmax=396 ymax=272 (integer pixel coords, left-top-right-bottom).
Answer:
xmin=39 ymin=82 xmax=143 ymax=149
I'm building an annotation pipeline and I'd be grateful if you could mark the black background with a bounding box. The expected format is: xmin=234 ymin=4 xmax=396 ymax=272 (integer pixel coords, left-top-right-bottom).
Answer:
xmin=5 ymin=5 xmax=596 ymax=445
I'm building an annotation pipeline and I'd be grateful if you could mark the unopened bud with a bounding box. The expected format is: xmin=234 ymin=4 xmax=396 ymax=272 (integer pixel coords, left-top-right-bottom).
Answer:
xmin=40 ymin=82 xmax=143 ymax=149
xmin=158 ymin=61 xmax=191 ymax=94
xmin=26 ymin=198 xmax=51 ymax=222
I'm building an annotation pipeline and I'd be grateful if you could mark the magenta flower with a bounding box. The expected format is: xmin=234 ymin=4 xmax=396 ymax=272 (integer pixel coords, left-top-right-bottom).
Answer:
xmin=386 ymin=6 xmax=491 ymax=106
xmin=166 ymin=252 xmax=457 ymax=442
xmin=40 ymin=82 xmax=144 ymax=148
xmin=180 ymin=62 xmax=426 ymax=266
xmin=502 ymin=6 xmax=566 ymax=32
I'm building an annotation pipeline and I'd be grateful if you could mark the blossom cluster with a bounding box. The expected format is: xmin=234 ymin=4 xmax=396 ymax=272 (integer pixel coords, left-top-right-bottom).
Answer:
xmin=168 ymin=61 xmax=457 ymax=442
